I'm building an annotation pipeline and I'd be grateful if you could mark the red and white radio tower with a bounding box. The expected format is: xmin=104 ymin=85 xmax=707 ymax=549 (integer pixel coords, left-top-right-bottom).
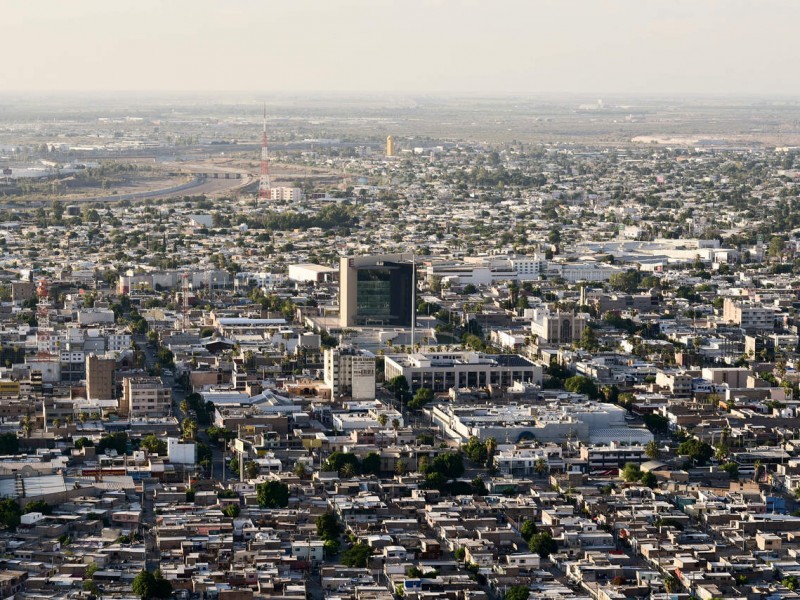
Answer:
xmin=258 ymin=104 xmax=271 ymax=200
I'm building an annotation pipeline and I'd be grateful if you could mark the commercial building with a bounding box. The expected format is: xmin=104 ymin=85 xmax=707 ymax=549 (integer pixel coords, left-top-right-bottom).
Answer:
xmin=383 ymin=350 xmax=542 ymax=393
xmin=121 ymin=376 xmax=171 ymax=418
xmin=86 ymin=353 xmax=115 ymax=400
xmin=323 ymin=346 xmax=376 ymax=399
xmin=339 ymin=253 xmax=415 ymax=327
xmin=386 ymin=135 xmax=395 ymax=157
xmin=431 ymin=399 xmax=652 ymax=445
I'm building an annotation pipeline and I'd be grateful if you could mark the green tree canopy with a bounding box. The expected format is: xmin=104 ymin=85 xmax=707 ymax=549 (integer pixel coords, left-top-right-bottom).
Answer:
xmin=341 ymin=542 xmax=373 ymax=567
xmin=528 ymin=531 xmax=558 ymax=558
xmin=256 ymin=481 xmax=289 ymax=508
xmin=564 ymin=375 xmax=599 ymax=399
xmin=505 ymin=586 xmax=530 ymax=600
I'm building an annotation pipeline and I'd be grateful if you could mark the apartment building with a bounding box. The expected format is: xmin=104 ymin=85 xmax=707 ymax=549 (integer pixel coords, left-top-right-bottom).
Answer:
xmin=323 ymin=346 xmax=376 ymax=400
xmin=121 ymin=376 xmax=171 ymax=418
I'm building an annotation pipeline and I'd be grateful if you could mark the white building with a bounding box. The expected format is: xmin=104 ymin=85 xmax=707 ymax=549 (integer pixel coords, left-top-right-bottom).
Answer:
xmin=167 ymin=438 xmax=196 ymax=465
xmin=384 ymin=351 xmax=542 ymax=393
xmin=288 ymin=263 xmax=337 ymax=283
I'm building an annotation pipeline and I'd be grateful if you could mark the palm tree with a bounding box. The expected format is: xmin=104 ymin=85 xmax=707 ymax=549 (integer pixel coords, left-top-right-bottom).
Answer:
xmin=485 ymin=437 xmax=498 ymax=468
xmin=391 ymin=419 xmax=400 ymax=444
xmin=21 ymin=414 xmax=33 ymax=437
xmin=182 ymin=418 xmax=197 ymax=440
xmin=53 ymin=418 xmax=61 ymax=429
xmin=79 ymin=412 xmax=88 ymax=424
xmin=753 ymin=459 xmax=763 ymax=484
xmin=645 ymin=440 xmax=660 ymax=460
xmin=340 ymin=463 xmax=356 ymax=479
xmin=534 ymin=458 xmax=549 ymax=478
xmin=377 ymin=414 xmax=388 ymax=427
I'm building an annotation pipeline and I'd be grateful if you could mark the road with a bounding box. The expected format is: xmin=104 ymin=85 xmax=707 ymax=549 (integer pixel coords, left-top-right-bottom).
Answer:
xmin=133 ymin=335 xmax=226 ymax=481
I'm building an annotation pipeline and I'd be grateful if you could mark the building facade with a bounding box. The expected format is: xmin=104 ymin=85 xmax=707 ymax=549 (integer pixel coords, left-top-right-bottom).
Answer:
xmin=531 ymin=308 xmax=589 ymax=344
xmin=86 ymin=354 xmax=115 ymax=400
xmin=323 ymin=346 xmax=376 ymax=399
xmin=339 ymin=253 xmax=415 ymax=327
xmin=383 ymin=351 xmax=542 ymax=393
xmin=122 ymin=376 xmax=171 ymax=418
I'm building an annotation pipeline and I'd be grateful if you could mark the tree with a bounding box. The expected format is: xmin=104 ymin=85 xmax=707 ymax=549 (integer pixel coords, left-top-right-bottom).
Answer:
xmin=505 ymin=586 xmax=530 ymax=600
xmin=520 ymin=519 xmax=538 ymax=541
xmin=140 ymin=434 xmax=167 ymax=455
xmin=316 ymin=511 xmax=343 ymax=541
xmin=640 ymin=471 xmax=658 ymax=488
xmin=644 ymin=413 xmax=670 ymax=436
xmin=182 ymin=418 xmax=198 ymax=440
xmin=97 ymin=432 xmax=128 ymax=455
xmin=463 ymin=436 xmax=488 ymax=464
xmin=75 ymin=436 xmax=94 ymax=449
xmin=577 ymin=325 xmax=600 ymax=352
xmin=323 ymin=451 xmax=360 ymax=474
xmin=245 ymin=461 xmax=260 ymax=479
xmin=387 ymin=375 xmax=410 ymax=401
xmin=408 ymin=387 xmax=434 ymax=410
xmin=609 ymin=269 xmax=641 ymax=293
xmin=377 ymin=413 xmax=388 ymax=427
xmin=769 ymin=236 xmax=786 ymax=261
xmin=361 ymin=452 xmax=381 ymax=475
xmin=256 ymin=481 xmax=289 ymax=508
xmin=677 ymin=438 xmax=714 ymax=466
xmin=534 ymin=458 xmax=549 ymax=478
xmin=528 ymin=532 xmax=558 ymax=558
xmin=24 ymin=500 xmax=52 ymax=515
xmin=341 ymin=542 xmax=372 ymax=567
xmin=564 ymin=375 xmax=599 ymax=399
xmin=223 ymin=504 xmax=241 ymax=518
xmin=132 ymin=569 xmax=173 ymax=599
xmin=340 ymin=462 xmax=357 ymax=478
xmin=622 ymin=462 xmax=642 ymax=482
xmin=0 ymin=499 xmax=22 ymax=531
xmin=721 ymin=462 xmax=739 ymax=480
xmin=645 ymin=440 xmax=660 ymax=460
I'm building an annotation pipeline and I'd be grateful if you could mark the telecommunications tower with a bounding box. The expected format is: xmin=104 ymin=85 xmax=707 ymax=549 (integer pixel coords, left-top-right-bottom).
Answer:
xmin=258 ymin=104 xmax=271 ymax=200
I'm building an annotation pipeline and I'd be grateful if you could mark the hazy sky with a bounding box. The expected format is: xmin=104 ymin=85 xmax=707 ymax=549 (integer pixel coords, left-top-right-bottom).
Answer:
xmin=4 ymin=0 xmax=799 ymax=95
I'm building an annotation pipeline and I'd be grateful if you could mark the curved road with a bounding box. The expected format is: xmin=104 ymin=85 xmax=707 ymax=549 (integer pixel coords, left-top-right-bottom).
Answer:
xmin=64 ymin=173 xmax=255 ymax=204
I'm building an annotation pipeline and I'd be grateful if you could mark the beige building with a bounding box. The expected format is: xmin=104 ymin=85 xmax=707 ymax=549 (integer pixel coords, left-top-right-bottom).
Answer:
xmin=86 ymin=354 xmax=115 ymax=400
xmin=530 ymin=308 xmax=589 ymax=344
xmin=323 ymin=346 xmax=376 ymax=399
xmin=122 ymin=376 xmax=171 ymax=418
xmin=722 ymin=298 xmax=777 ymax=330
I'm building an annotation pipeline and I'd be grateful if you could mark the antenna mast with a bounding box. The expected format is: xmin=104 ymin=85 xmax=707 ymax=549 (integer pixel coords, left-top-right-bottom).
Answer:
xmin=258 ymin=104 xmax=271 ymax=201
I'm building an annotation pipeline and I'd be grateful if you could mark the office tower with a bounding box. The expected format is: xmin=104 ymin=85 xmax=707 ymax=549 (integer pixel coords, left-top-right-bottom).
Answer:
xmin=339 ymin=254 xmax=414 ymax=327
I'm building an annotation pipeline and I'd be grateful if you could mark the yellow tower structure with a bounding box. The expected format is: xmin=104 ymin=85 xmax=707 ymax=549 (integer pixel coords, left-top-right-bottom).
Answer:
xmin=386 ymin=135 xmax=395 ymax=157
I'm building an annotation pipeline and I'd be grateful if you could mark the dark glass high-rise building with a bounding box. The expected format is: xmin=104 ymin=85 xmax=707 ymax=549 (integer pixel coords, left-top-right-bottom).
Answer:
xmin=340 ymin=254 xmax=414 ymax=327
